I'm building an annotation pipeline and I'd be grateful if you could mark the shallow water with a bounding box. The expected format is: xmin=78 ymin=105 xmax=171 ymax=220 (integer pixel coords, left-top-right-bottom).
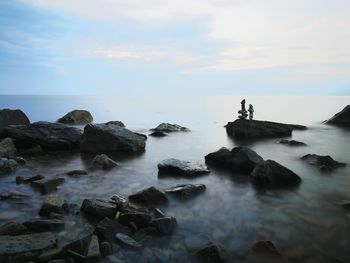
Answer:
xmin=0 ymin=96 xmax=350 ymax=262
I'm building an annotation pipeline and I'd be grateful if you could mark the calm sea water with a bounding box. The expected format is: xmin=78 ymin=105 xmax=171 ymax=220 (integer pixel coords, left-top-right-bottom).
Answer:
xmin=0 ymin=96 xmax=350 ymax=262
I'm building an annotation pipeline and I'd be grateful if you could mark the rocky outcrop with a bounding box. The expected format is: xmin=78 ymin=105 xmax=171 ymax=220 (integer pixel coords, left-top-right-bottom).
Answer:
xmin=16 ymin=174 xmax=44 ymax=184
xmin=278 ymin=139 xmax=306 ymax=146
xmin=0 ymin=109 xmax=30 ymax=133
xmin=324 ymin=105 xmax=350 ymax=126
xmin=149 ymin=131 xmax=167 ymax=137
xmin=158 ymin=158 xmax=210 ymax=177
xmin=150 ymin=123 xmax=190 ymax=133
xmin=226 ymin=119 xmax=306 ymax=139
xmin=80 ymin=124 xmax=146 ymax=154
xmin=205 ymin=147 xmax=263 ymax=173
xmin=118 ymin=212 xmax=152 ymax=229
xmin=166 ymin=184 xmax=206 ymax=200
xmin=3 ymin=122 xmax=82 ymax=149
xmin=0 ymin=158 xmax=19 ymax=175
xmin=0 ymin=138 xmax=17 ymax=158
xmin=57 ymin=110 xmax=93 ymax=125
xmin=129 ymin=187 xmax=168 ymax=206
xmin=92 ymin=154 xmax=119 ymax=170
xmin=81 ymin=199 xmax=118 ymax=220
xmin=301 ymin=154 xmax=346 ymax=171
xmin=95 ymin=217 xmax=131 ymax=243
xmin=250 ymin=160 xmax=301 ymax=187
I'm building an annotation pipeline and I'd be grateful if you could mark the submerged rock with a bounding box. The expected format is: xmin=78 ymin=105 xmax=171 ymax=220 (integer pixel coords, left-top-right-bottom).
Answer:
xmin=205 ymin=147 xmax=263 ymax=173
xmin=115 ymin=233 xmax=142 ymax=249
xmin=0 ymin=190 xmax=29 ymax=200
xmin=301 ymin=154 xmax=346 ymax=171
xmin=0 ymin=221 xmax=27 ymax=236
xmin=324 ymin=105 xmax=350 ymax=126
xmin=335 ymin=200 xmax=350 ymax=209
xmin=150 ymin=123 xmax=190 ymax=133
xmin=226 ymin=119 xmax=306 ymax=139
xmin=193 ymin=243 xmax=230 ymax=263
xmin=57 ymin=109 xmax=93 ymax=125
xmin=39 ymin=195 xmax=68 ymax=216
xmin=158 ymin=158 xmax=210 ymax=177
xmin=80 ymin=123 xmax=146 ymax=154
xmin=81 ymin=199 xmax=117 ymax=220
xmin=64 ymin=169 xmax=88 ymax=176
xmin=31 ymin=177 xmax=64 ymax=194
xmin=166 ymin=184 xmax=206 ymax=200
xmin=23 ymin=219 xmax=64 ymax=232
xmin=93 ymin=154 xmax=119 ymax=170
xmin=128 ymin=187 xmax=168 ymax=206
xmin=278 ymin=139 xmax=306 ymax=146
xmin=0 ymin=158 xmax=19 ymax=175
xmin=152 ymin=217 xmax=177 ymax=236
xmin=0 ymin=138 xmax=17 ymax=158
xmin=250 ymin=160 xmax=301 ymax=187
xmin=0 ymin=108 xmax=30 ymax=133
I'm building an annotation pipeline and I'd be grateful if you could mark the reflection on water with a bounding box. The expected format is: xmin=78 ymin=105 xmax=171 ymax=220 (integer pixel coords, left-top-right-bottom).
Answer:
xmin=0 ymin=96 xmax=350 ymax=262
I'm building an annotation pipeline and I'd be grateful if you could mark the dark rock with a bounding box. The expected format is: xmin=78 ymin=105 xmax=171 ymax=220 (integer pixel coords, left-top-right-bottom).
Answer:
xmin=93 ymin=154 xmax=119 ymax=170
xmin=150 ymin=123 xmax=190 ymax=133
xmin=152 ymin=217 xmax=177 ymax=236
xmin=23 ymin=219 xmax=64 ymax=232
xmin=14 ymin=156 xmax=26 ymax=165
xmin=0 ymin=190 xmax=29 ymax=200
xmin=158 ymin=158 xmax=210 ymax=177
xmin=226 ymin=119 xmax=306 ymax=139
xmin=38 ymin=248 xmax=63 ymax=262
xmin=278 ymin=139 xmax=306 ymax=146
xmin=0 ymin=108 xmax=30 ymax=133
xmin=134 ymin=132 xmax=148 ymax=140
xmin=63 ymin=235 xmax=91 ymax=256
xmin=65 ymin=249 xmax=86 ymax=261
xmin=0 ymin=158 xmax=19 ymax=175
xmin=87 ymin=235 xmax=101 ymax=260
xmin=104 ymin=255 xmax=125 ymax=263
xmin=166 ymin=184 xmax=206 ymax=200
xmin=247 ymin=240 xmax=284 ymax=263
xmin=115 ymin=233 xmax=142 ymax=249
xmin=335 ymin=200 xmax=350 ymax=209
xmin=250 ymin=160 xmax=301 ymax=187
xmin=0 ymin=221 xmax=27 ymax=236
xmin=19 ymin=145 xmax=43 ymax=156
xmin=324 ymin=105 xmax=350 ymax=126
xmin=95 ymin=217 xmax=131 ymax=242
xmin=16 ymin=174 xmax=44 ymax=184
xmin=100 ymin=241 xmax=112 ymax=257
xmin=105 ymin=121 xmax=125 ymax=127
xmin=205 ymin=147 xmax=263 ymax=173
xmin=31 ymin=177 xmax=64 ymax=193
xmin=64 ymin=169 xmax=88 ymax=176
xmin=194 ymin=243 xmax=230 ymax=263
xmin=39 ymin=195 xmax=68 ymax=216
xmin=152 ymin=208 xmax=165 ymax=218
xmin=149 ymin=131 xmax=167 ymax=137
xmin=110 ymin=194 xmax=128 ymax=208
xmin=80 ymin=123 xmax=146 ymax=154
xmin=118 ymin=212 xmax=152 ymax=229
xmin=57 ymin=109 xmax=93 ymax=125
xmin=4 ymin=121 xmax=82 ymax=149
xmin=301 ymin=154 xmax=346 ymax=171
xmin=0 ymin=138 xmax=17 ymax=158
xmin=81 ymin=199 xmax=117 ymax=220
xmin=129 ymin=187 xmax=168 ymax=206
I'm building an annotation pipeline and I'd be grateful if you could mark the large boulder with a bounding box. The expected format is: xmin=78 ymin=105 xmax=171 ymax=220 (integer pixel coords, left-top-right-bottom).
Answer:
xmin=301 ymin=154 xmax=346 ymax=171
xmin=226 ymin=119 xmax=306 ymax=139
xmin=0 ymin=109 xmax=30 ymax=133
xmin=57 ymin=109 xmax=93 ymax=125
xmin=250 ymin=160 xmax=301 ymax=187
xmin=158 ymin=158 xmax=210 ymax=177
xmin=324 ymin=105 xmax=350 ymax=126
xmin=205 ymin=147 xmax=263 ymax=173
xmin=80 ymin=124 xmax=146 ymax=154
xmin=0 ymin=138 xmax=17 ymax=158
xmin=3 ymin=121 xmax=82 ymax=149
xmin=150 ymin=123 xmax=190 ymax=133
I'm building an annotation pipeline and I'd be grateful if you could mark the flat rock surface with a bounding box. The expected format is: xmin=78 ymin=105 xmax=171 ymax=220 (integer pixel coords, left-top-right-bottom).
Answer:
xmin=81 ymin=199 xmax=117 ymax=219
xmin=158 ymin=158 xmax=210 ymax=177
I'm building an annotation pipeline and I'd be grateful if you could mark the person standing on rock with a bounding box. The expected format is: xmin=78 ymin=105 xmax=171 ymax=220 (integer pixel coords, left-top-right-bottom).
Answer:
xmin=248 ymin=104 xmax=254 ymax=120
xmin=238 ymin=99 xmax=248 ymax=119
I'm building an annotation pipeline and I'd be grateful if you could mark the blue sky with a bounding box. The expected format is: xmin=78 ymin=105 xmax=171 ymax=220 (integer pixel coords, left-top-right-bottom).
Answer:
xmin=1 ymin=0 xmax=349 ymax=95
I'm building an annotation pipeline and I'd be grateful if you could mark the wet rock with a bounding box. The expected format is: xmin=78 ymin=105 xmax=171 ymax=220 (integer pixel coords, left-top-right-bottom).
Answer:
xmin=93 ymin=154 xmax=119 ymax=170
xmin=19 ymin=145 xmax=43 ymax=156
xmin=16 ymin=174 xmax=44 ymax=184
xmin=14 ymin=156 xmax=26 ymax=165
xmin=0 ymin=221 xmax=27 ymax=236
xmin=250 ymin=160 xmax=301 ymax=188
xmin=38 ymin=247 xmax=63 ymax=262
xmin=23 ymin=219 xmax=64 ymax=232
xmin=0 ymin=108 xmax=30 ymax=133
xmin=247 ymin=240 xmax=284 ymax=263
xmin=0 ymin=137 xmax=17 ymax=158
xmin=31 ymin=177 xmax=64 ymax=193
xmin=166 ymin=184 xmax=206 ymax=200
xmin=193 ymin=243 xmax=230 ymax=263
xmin=335 ymin=200 xmax=350 ymax=209
xmin=226 ymin=119 xmax=306 ymax=139
xmin=149 ymin=131 xmax=168 ymax=137
xmin=4 ymin=121 xmax=82 ymax=149
xmin=0 ymin=157 xmax=19 ymax=175
xmin=301 ymin=154 xmax=346 ymax=171
xmin=324 ymin=105 xmax=350 ymax=126
xmin=81 ymin=199 xmax=117 ymax=220
xmin=57 ymin=109 xmax=93 ymax=125
xmin=150 ymin=123 xmax=190 ymax=133
xmin=0 ymin=190 xmax=29 ymax=200
xmin=7 ymin=251 xmax=38 ymax=263
xmin=39 ymin=195 xmax=68 ymax=216
xmin=95 ymin=217 xmax=131 ymax=242
xmin=129 ymin=187 xmax=168 ymax=206
xmin=110 ymin=194 xmax=128 ymax=208
xmin=100 ymin=241 xmax=112 ymax=257
xmin=64 ymin=169 xmax=88 ymax=176
xmin=152 ymin=208 xmax=165 ymax=218
xmin=81 ymin=123 xmax=146 ymax=154
xmin=158 ymin=158 xmax=210 ymax=177
xmin=104 ymin=255 xmax=125 ymax=263
xmin=152 ymin=217 xmax=177 ymax=236
xmin=278 ymin=139 xmax=306 ymax=146
xmin=105 ymin=121 xmax=125 ymax=127
xmin=115 ymin=233 xmax=142 ymax=249
xmin=205 ymin=147 xmax=263 ymax=173
xmin=87 ymin=235 xmax=101 ymax=260
xmin=64 ymin=235 xmax=91 ymax=256
xmin=118 ymin=212 xmax=152 ymax=229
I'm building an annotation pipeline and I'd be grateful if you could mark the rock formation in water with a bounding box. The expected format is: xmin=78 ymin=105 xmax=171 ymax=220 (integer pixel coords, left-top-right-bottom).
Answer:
xmin=324 ymin=105 xmax=350 ymax=127
xmin=150 ymin=123 xmax=190 ymax=133
xmin=301 ymin=154 xmax=346 ymax=171
xmin=57 ymin=109 xmax=93 ymax=125
xmin=158 ymin=158 xmax=210 ymax=177
xmin=0 ymin=108 xmax=30 ymax=134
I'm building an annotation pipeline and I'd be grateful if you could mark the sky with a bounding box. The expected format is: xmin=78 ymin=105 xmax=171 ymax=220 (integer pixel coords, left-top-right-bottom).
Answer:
xmin=0 ymin=0 xmax=350 ymax=95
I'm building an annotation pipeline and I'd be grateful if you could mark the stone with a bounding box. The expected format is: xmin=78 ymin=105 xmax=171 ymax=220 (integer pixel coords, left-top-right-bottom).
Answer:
xmin=205 ymin=147 xmax=264 ymax=173
xmin=105 ymin=121 xmax=125 ymax=127
xmin=248 ymin=104 xmax=254 ymax=120
xmin=19 ymin=145 xmax=43 ymax=156
xmin=324 ymin=105 xmax=350 ymax=126
xmin=0 ymin=108 xmax=30 ymax=133
xmin=0 ymin=138 xmax=17 ymax=158
xmin=150 ymin=123 xmax=190 ymax=133
xmin=226 ymin=119 xmax=306 ymax=139
xmin=95 ymin=217 xmax=131 ymax=242
xmin=57 ymin=109 xmax=93 ymax=125
xmin=64 ymin=169 xmax=88 ymax=176
xmin=80 ymin=123 xmax=146 ymax=154
xmin=247 ymin=240 xmax=284 ymax=263
xmin=149 ymin=131 xmax=168 ymax=137
xmin=110 ymin=194 xmax=128 ymax=208
xmin=38 ymin=248 xmax=63 ymax=262
xmin=238 ymin=99 xmax=248 ymax=120
xmin=81 ymin=199 xmax=117 ymax=220
xmin=31 ymin=177 xmax=64 ymax=194
xmin=3 ymin=121 xmax=82 ymax=149
xmin=100 ymin=241 xmax=112 ymax=257
xmin=0 ymin=158 xmax=19 ymax=175
xmin=335 ymin=200 xmax=350 ymax=209
xmin=278 ymin=139 xmax=306 ymax=146
xmin=104 ymin=255 xmax=125 ymax=263
xmin=93 ymin=154 xmax=119 ymax=170
xmin=158 ymin=158 xmax=210 ymax=177
xmin=16 ymin=174 xmax=44 ymax=184
xmin=152 ymin=217 xmax=177 ymax=236
xmin=87 ymin=235 xmax=101 ymax=260
xmin=23 ymin=219 xmax=64 ymax=232
xmin=118 ymin=212 xmax=152 ymax=229
xmin=301 ymin=154 xmax=346 ymax=171
xmin=39 ymin=195 xmax=68 ymax=216
xmin=128 ymin=187 xmax=168 ymax=205
xmin=64 ymin=235 xmax=91 ymax=256
xmin=165 ymin=184 xmax=206 ymax=200
xmin=115 ymin=233 xmax=142 ymax=249
xmin=0 ymin=221 xmax=27 ymax=236
xmin=250 ymin=160 xmax=301 ymax=188
xmin=0 ymin=190 xmax=29 ymax=200
xmin=15 ymin=157 xmax=26 ymax=165
xmin=193 ymin=243 xmax=230 ymax=263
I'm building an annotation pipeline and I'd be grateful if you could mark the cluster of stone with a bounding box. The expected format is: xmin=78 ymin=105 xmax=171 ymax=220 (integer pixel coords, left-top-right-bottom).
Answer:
xmin=238 ymin=99 xmax=254 ymax=120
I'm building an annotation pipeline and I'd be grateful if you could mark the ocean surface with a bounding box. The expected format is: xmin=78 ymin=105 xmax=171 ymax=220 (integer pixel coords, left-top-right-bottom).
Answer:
xmin=0 ymin=95 xmax=350 ymax=262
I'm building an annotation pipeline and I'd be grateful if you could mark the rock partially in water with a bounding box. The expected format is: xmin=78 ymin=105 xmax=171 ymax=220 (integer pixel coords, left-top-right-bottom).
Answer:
xmin=105 ymin=121 xmax=125 ymax=127
xmin=149 ymin=131 xmax=168 ymax=137
xmin=57 ymin=109 xmax=93 ymax=125
xmin=0 ymin=190 xmax=29 ymax=200
xmin=115 ymin=233 xmax=142 ymax=249
xmin=247 ymin=240 xmax=285 ymax=263
xmin=152 ymin=217 xmax=177 ymax=236
xmin=226 ymin=119 xmax=306 ymax=139
xmin=100 ymin=241 xmax=112 ymax=257
xmin=63 ymin=234 xmax=91 ymax=257
xmin=19 ymin=145 xmax=43 ymax=156
xmin=23 ymin=219 xmax=64 ymax=233
xmin=16 ymin=174 xmax=44 ymax=184
xmin=81 ymin=199 xmax=117 ymax=220
xmin=93 ymin=154 xmax=119 ymax=170
xmin=0 ymin=221 xmax=27 ymax=236
xmin=118 ymin=212 xmax=152 ymax=229
xmin=0 ymin=108 xmax=30 ymax=133
xmin=150 ymin=123 xmax=190 ymax=133
xmin=301 ymin=154 xmax=346 ymax=171
xmin=250 ymin=160 xmax=301 ymax=188
xmin=14 ymin=156 xmax=26 ymax=165
xmin=193 ymin=243 xmax=231 ymax=263
xmin=80 ymin=123 xmax=146 ymax=154
xmin=128 ymin=187 xmax=168 ymax=206
xmin=0 ymin=138 xmax=17 ymax=158
xmin=86 ymin=235 xmax=101 ymax=260
xmin=0 ymin=157 xmax=19 ymax=175
xmin=64 ymin=169 xmax=88 ymax=176
xmin=324 ymin=105 xmax=350 ymax=127
xmin=31 ymin=177 xmax=64 ymax=194
xmin=39 ymin=195 xmax=68 ymax=216
xmin=278 ymin=139 xmax=306 ymax=146
xmin=95 ymin=217 xmax=131 ymax=243
xmin=38 ymin=247 xmax=63 ymax=262
xmin=3 ymin=121 xmax=82 ymax=150
xmin=205 ymin=147 xmax=263 ymax=173
xmin=166 ymin=184 xmax=206 ymax=200
xmin=158 ymin=158 xmax=210 ymax=177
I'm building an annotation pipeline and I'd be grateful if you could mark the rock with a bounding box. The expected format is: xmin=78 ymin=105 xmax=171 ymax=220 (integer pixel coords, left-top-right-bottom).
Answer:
xmin=226 ymin=119 xmax=306 ymax=139
xmin=115 ymin=233 xmax=142 ymax=249
xmin=152 ymin=208 xmax=165 ymax=218
xmin=158 ymin=158 xmax=210 ymax=177
xmin=0 ymin=190 xmax=29 ymax=200
xmin=14 ymin=156 xmax=26 ymax=165
xmin=19 ymin=145 xmax=43 ymax=156
xmin=57 ymin=109 xmax=93 ymax=125
xmin=0 ymin=221 xmax=27 ymax=236
xmin=335 ymin=200 xmax=350 ymax=209
xmin=247 ymin=240 xmax=284 ymax=263
xmin=92 ymin=154 xmax=119 ymax=170
xmin=100 ymin=241 xmax=112 ymax=257
xmin=152 ymin=217 xmax=177 ymax=236
xmin=81 ymin=199 xmax=117 ymax=220
xmin=0 ymin=158 xmax=19 ymax=175
xmin=150 ymin=123 xmax=190 ymax=133
xmin=0 ymin=232 xmax=56 ymax=256
xmin=128 ymin=187 xmax=168 ymax=205
xmin=205 ymin=147 xmax=264 ymax=173
xmin=38 ymin=248 xmax=63 ymax=262
xmin=64 ymin=169 xmax=88 ymax=176
xmin=278 ymin=139 xmax=306 ymax=146
xmin=31 ymin=177 xmax=64 ymax=194
xmin=250 ymin=160 xmax=301 ymax=187
xmin=23 ymin=219 xmax=64 ymax=232
xmin=0 ymin=138 xmax=17 ymax=158
xmin=193 ymin=243 xmax=230 ymax=263
xmin=16 ymin=174 xmax=44 ymax=184
xmin=0 ymin=108 xmax=30 ymax=133
xmin=64 ymin=235 xmax=91 ymax=256
xmin=3 ymin=121 xmax=82 ymax=149
xmin=104 ymin=255 xmax=125 ymax=263
xmin=39 ymin=195 xmax=68 ymax=216
xmin=324 ymin=105 xmax=350 ymax=126
xmin=95 ymin=217 xmax=131 ymax=242
xmin=87 ymin=235 xmax=101 ymax=260
xmin=301 ymin=154 xmax=346 ymax=171
xmin=165 ymin=184 xmax=206 ymax=200
xmin=80 ymin=123 xmax=146 ymax=154
xmin=149 ymin=131 xmax=167 ymax=137
xmin=110 ymin=194 xmax=128 ymax=208
xmin=118 ymin=212 xmax=152 ymax=229
xmin=105 ymin=121 xmax=125 ymax=127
